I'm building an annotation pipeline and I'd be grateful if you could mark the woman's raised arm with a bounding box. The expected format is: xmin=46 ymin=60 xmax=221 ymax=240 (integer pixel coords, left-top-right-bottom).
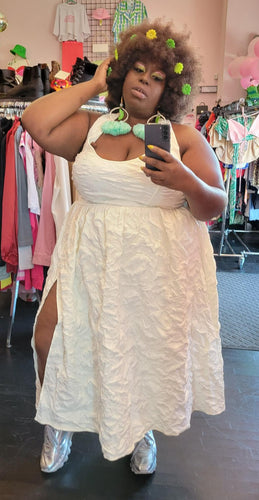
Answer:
xmin=21 ymin=58 xmax=111 ymax=162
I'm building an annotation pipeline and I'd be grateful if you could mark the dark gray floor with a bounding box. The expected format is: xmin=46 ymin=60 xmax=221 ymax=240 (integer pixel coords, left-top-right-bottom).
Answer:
xmin=0 ymin=256 xmax=259 ymax=500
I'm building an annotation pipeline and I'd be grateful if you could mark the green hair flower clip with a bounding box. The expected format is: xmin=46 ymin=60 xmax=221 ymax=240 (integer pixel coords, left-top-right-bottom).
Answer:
xmin=174 ymin=62 xmax=183 ymax=74
xmin=130 ymin=34 xmax=137 ymax=40
xmin=146 ymin=29 xmax=157 ymax=40
xmin=182 ymin=83 xmax=192 ymax=95
xmin=114 ymin=48 xmax=118 ymax=61
xmin=107 ymin=66 xmax=112 ymax=77
xmin=166 ymin=38 xmax=175 ymax=49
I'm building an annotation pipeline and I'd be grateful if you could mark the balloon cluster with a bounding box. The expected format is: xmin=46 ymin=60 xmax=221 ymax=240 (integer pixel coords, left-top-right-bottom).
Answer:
xmin=228 ymin=37 xmax=259 ymax=89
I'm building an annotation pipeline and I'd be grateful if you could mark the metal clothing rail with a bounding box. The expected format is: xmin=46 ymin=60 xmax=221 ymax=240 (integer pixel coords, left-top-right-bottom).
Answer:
xmin=0 ymin=100 xmax=31 ymax=118
xmin=209 ymin=168 xmax=259 ymax=269
xmin=5 ymin=279 xmax=41 ymax=348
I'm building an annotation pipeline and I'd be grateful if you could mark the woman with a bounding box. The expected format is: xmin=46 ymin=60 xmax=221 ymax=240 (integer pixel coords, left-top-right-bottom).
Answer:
xmin=22 ymin=19 xmax=227 ymax=475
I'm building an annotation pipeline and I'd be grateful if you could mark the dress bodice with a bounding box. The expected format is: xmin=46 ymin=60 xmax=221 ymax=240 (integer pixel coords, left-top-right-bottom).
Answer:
xmin=72 ymin=114 xmax=186 ymax=209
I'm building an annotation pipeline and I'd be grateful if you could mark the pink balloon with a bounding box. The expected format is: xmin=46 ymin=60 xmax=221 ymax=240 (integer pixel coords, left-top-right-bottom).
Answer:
xmin=254 ymin=39 xmax=259 ymax=57
xmin=240 ymin=57 xmax=257 ymax=77
xmin=250 ymin=58 xmax=259 ymax=79
xmin=248 ymin=36 xmax=259 ymax=56
xmin=228 ymin=57 xmax=246 ymax=78
xmin=240 ymin=76 xmax=252 ymax=89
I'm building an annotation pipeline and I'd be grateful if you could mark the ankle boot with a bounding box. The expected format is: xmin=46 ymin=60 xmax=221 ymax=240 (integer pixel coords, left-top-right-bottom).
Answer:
xmin=0 ymin=69 xmax=17 ymax=97
xmin=41 ymin=64 xmax=50 ymax=94
xmin=84 ymin=57 xmax=98 ymax=80
xmin=70 ymin=57 xmax=85 ymax=85
xmin=70 ymin=57 xmax=98 ymax=85
xmin=49 ymin=60 xmax=61 ymax=83
xmin=40 ymin=424 xmax=73 ymax=473
xmin=130 ymin=431 xmax=157 ymax=474
xmin=5 ymin=65 xmax=44 ymax=100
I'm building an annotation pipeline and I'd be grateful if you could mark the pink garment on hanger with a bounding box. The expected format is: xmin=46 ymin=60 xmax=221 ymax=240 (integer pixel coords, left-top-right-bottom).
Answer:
xmin=23 ymin=212 xmax=44 ymax=290
xmin=248 ymin=113 xmax=259 ymax=136
xmin=18 ymin=131 xmax=44 ymax=290
xmin=228 ymin=114 xmax=259 ymax=143
xmin=33 ymin=152 xmax=56 ymax=267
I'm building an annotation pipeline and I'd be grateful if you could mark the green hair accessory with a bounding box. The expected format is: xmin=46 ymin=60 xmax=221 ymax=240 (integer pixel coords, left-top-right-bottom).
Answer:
xmin=107 ymin=66 xmax=112 ymax=77
xmin=182 ymin=83 xmax=192 ymax=95
xmin=166 ymin=38 xmax=175 ymax=49
xmin=174 ymin=62 xmax=183 ymax=74
xmin=130 ymin=34 xmax=137 ymax=40
xmin=114 ymin=48 xmax=118 ymax=60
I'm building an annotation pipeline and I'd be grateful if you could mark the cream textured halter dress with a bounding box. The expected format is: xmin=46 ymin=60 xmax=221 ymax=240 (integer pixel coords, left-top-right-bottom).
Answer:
xmin=32 ymin=114 xmax=225 ymax=461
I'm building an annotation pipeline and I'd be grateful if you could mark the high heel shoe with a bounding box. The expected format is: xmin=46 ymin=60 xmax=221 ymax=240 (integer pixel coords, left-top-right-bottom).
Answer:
xmin=130 ymin=430 xmax=157 ymax=474
xmin=40 ymin=424 xmax=73 ymax=473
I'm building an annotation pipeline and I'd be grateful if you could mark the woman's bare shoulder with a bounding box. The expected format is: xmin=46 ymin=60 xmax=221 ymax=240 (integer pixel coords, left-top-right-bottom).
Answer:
xmin=171 ymin=122 xmax=206 ymax=156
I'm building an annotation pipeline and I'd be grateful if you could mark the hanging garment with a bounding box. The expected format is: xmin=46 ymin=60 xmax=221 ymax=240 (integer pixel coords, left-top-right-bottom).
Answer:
xmin=1 ymin=117 xmax=20 ymax=273
xmin=53 ymin=3 xmax=90 ymax=42
xmin=112 ymin=1 xmax=148 ymax=43
xmin=0 ymin=117 xmax=13 ymax=266
xmin=15 ymin=126 xmax=33 ymax=248
xmin=62 ymin=41 xmax=84 ymax=73
xmin=15 ymin=125 xmax=34 ymax=271
xmin=210 ymin=115 xmax=259 ymax=223
xmin=18 ymin=131 xmax=44 ymax=291
xmin=33 ymin=153 xmax=56 ymax=267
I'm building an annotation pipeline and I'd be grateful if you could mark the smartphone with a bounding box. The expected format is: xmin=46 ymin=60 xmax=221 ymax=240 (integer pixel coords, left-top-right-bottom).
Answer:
xmin=144 ymin=123 xmax=171 ymax=171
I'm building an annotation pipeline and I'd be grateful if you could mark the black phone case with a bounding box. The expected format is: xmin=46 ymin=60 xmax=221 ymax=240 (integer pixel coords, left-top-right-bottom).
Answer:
xmin=144 ymin=123 xmax=171 ymax=170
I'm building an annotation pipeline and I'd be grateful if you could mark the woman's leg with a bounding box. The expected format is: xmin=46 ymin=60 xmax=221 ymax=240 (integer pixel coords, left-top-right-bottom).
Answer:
xmin=34 ymin=282 xmax=58 ymax=385
xmin=34 ymin=282 xmax=73 ymax=473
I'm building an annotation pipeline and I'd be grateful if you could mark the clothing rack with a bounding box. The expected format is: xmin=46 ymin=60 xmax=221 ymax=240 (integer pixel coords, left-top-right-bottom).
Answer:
xmin=210 ymin=168 xmax=259 ymax=269
xmin=0 ymin=101 xmax=40 ymax=346
xmin=6 ymin=278 xmax=41 ymax=348
xmin=209 ymin=100 xmax=259 ymax=268
xmin=0 ymin=97 xmax=107 ymax=347
xmin=0 ymin=100 xmax=31 ymax=118
xmin=213 ymin=98 xmax=259 ymax=117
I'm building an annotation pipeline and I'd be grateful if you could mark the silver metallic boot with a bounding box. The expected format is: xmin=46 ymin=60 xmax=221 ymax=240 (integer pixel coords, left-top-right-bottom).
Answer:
xmin=130 ymin=430 xmax=157 ymax=474
xmin=40 ymin=424 xmax=73 ymax=473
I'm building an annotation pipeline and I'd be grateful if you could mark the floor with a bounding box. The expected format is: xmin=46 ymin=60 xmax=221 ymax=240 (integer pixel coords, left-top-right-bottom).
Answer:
xmin=0 ymin=254 xmax=259 ymax=500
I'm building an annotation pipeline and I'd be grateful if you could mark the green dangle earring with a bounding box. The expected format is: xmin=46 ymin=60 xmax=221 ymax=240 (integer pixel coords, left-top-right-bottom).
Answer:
xmin=101 ymin=100 xmax=132 ymax=136
xmin=101 ymin=97 xmax=168 ymax=140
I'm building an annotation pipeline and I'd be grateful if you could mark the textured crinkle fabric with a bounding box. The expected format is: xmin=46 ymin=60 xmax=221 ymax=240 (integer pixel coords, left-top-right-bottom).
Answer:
xmin=32 ymin=116 xmax=225 ymax=461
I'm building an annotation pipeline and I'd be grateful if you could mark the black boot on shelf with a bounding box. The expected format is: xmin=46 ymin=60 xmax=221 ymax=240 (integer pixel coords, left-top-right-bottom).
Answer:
xmin=84 ymin=57 xmax=98 ymax=80
xmin=41 ymin=63 xmax=50 ymax=94
xmin=70 ymin=57 xmax=98 ymax=85
xmin=70 ymin=57 xmax=85 ymax=85
xmin=0 ymin=69 xmax=17 ymax=98
xmin=5 ymin=65 xmax=44 ymax=100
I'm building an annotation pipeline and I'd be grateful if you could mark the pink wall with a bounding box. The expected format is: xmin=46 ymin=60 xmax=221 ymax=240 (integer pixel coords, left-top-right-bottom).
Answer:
xmin=0 ymin=0 xmax=258 ymax=111
xmin=221 ymin=0 xmax=259 ymax=105
xmin=0 ymin=0 xmax=60 ymax=68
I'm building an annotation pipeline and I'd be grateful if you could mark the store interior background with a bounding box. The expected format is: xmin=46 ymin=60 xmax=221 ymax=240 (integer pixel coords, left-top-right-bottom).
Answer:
xmin=0 ymin=2 xmax=259 ymax=499
xmin=0 ymin=0 xmax=258 ymax=114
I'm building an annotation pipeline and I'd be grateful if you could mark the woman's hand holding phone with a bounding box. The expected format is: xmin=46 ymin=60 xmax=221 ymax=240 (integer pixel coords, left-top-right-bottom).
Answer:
xmin=140 ymin=143 xmax=192 ymax=193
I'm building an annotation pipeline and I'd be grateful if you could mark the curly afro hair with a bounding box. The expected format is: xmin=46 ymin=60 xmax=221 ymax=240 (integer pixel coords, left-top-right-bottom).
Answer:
xmin=105 ymin=19 xmax=201 ymax=122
